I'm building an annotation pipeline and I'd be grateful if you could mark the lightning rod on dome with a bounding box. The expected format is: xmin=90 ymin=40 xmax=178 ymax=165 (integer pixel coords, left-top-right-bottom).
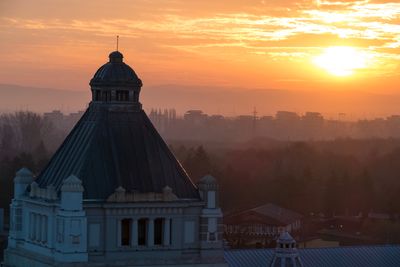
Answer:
xmin=116 ymin=35 xmax=119 ymax=51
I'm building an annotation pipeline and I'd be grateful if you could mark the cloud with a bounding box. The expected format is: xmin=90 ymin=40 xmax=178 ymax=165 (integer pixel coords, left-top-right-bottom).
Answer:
xmin=0 ymin=0 xmax=399 ymax=89
xmin=2 ymin=1 xmax=399 ymax=45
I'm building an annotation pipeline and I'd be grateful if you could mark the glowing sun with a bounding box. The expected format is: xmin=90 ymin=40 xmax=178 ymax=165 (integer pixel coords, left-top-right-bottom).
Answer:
xmin=313 ymin=46 xmax=368 ymax=77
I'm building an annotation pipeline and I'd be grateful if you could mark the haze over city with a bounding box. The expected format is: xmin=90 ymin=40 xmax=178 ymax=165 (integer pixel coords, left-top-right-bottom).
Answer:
xmin=1 ymin=0 xmax=400 ymax=118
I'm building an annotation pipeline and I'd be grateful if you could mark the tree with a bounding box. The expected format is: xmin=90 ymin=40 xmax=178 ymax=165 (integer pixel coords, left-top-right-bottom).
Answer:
xmin=15 ymin=111 xmax=43 ymax=153
xmin=0 ymin=122 xmax=15 ymax=159
xmin=183 ymin=146 xmax=213 ymax=182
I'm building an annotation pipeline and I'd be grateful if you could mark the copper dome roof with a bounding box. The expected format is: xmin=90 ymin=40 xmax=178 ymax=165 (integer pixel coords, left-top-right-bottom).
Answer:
xmin=89 ymin=51 xmax=142 ymax=87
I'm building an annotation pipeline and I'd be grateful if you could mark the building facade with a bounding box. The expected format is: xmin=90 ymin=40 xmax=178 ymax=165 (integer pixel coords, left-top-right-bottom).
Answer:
xmin=4 ymin=51 xmax=226 ymax=267
xmin=224 ymin=203 xmax=303 ymax=248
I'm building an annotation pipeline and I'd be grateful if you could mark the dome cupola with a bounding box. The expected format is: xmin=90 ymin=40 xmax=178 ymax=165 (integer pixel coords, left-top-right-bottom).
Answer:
xmin=89 ymin=51 xmax=143 ymax=109
xmin=108 ymin=51 xmax=123 ymax=63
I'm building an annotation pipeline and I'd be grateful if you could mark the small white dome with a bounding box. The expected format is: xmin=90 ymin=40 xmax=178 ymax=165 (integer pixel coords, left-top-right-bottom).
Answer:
xmin=278 ymin=231 xmax=295 ymax=244
xmin=199 ymin=175 xmax=217 ymax=184
xmin=61 ymin=175 xmax=84 ymax=192
xmin=14 ymin=167 xmax=33 ymax=183
xmin=16 ymin=167 xmax=33 ymax=177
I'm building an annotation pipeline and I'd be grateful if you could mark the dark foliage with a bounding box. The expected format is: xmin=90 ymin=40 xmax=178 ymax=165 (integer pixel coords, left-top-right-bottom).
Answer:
xmin=171 ymin=140 xmax=400 ymax=218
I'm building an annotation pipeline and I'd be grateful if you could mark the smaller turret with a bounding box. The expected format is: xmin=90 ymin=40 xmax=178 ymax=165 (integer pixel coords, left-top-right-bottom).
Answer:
xmin=198 ymin=174 xmax=218 ymax=209
xmin=55 ymin=175 xmax=88 ymax=263
xmin=13 ymin=168 xmax=33 ymax=198
xmin=61 ymin=175 xmax=84 ymax=211
xmin=197 ymin=175 xmax=223 ymax=252
xmin=270 ymin=232 xmax=303 ymax=267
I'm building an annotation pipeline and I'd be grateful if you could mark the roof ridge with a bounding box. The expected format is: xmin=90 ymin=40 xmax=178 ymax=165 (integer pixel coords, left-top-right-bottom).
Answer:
xmin=225 ymin=244 xmax=400 ymax=252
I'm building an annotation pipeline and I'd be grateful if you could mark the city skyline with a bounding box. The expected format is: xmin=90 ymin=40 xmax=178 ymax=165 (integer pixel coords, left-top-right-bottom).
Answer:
xmin=1 ymin=0 xmax=400 ymax=117
xmin=40 ymin=107 xmax=400 ymax=142
xmin=2 ymin=83 xmax=400 ymax=119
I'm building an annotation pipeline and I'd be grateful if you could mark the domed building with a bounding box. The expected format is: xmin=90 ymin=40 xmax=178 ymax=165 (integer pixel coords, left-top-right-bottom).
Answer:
xmin=4 ymin=51 xmax=226 ymax=267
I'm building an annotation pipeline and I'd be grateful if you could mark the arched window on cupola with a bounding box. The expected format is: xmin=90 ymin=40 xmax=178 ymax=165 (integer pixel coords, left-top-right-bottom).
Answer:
xmin=133 ymin=91 xmax=139 ymax=102
xmin=101 ymin=91 xmax=111 ymax=102
xmin=116 ymin=90 xmax=129 ymax=101
xmin=94 ymin=90 xmax=101 ymax=101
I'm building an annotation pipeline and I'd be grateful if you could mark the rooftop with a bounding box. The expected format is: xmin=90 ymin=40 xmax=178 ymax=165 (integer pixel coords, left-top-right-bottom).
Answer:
xmin=224 ymin=245 xmax=400 ymax=267
xmin=225 ymin=203 xmax=303 ymax=226
xmin=89 ymin=51 xmax=142 ymax=88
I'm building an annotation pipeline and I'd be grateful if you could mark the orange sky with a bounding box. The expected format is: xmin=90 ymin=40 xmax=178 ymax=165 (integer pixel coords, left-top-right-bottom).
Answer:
xmin=0 ymin=0 xmax=400 ymax=115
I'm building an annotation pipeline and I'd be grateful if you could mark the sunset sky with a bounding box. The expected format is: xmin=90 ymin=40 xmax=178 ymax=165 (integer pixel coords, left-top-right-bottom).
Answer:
xmin=1 ymin=0 xmax=400 ymax=116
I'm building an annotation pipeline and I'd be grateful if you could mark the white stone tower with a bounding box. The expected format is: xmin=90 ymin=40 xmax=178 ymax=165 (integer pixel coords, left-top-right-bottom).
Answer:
xmin=197 ymin=175 xmax=224 ymax=260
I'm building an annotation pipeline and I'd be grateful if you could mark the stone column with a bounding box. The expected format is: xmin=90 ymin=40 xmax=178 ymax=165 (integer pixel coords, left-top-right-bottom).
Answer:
xmin=32 ymin=213 xmax=37 ymax=241
xmin=163 ymin=218 xmax=171 ymax=246
xmin=132 ymin=219 xmax=138 ymax=247
xmin=37 ymin=215 xmax=42 ymax=242
xmin=41 ymin=215 xmax=47 ymax=243
xmin=29 ymin=213 xmax=34 ymax=240
xmin=148 ymin=218 xmax=154 ymax=247
xmin=117 ymin=219 xmax=121 ymax=247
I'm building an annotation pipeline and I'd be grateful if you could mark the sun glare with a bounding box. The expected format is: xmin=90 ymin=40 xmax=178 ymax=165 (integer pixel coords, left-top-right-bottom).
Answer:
xmin=313 ymin=46 xmax=368 ymax=77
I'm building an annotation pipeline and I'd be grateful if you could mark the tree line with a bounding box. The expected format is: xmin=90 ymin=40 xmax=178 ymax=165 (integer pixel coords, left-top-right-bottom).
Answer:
xmin=0 ymin=111 xmax=64 ymax=217
xmin=171 ymin=140 xmax=400 ymax=217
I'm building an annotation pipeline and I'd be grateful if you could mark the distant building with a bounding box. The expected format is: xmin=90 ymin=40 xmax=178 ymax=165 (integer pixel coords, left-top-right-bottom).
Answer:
xmin=275 ymin=111 xmax=300 ymax=122
xmin=65 ymin=110 xmax=85 ymax=127
xmin=43 ymin=109 xmax=84 ymax=132
xmin=43 ymin=110 xmax=63 ymax=121
xmin=209 ymin=115 xmax=224 ymax=121
xmin=224 ymin=203 xmax=303 ymax=248
xmin=259 ymin=116 xmax=274 ymax=122
xmin=43 ymin=110 xmax=64 ymax=129
xmin=184 ymin=110 xmax=207 ymax=126
xmin=302 ymin=112 xmax=323 ymax=125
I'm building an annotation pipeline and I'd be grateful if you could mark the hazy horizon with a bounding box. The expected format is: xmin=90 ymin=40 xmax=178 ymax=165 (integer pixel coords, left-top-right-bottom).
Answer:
xmin=1 ymin=0 xmax=400 ymax=119
xmin=2 ymin=82 xmax=400 ymax=120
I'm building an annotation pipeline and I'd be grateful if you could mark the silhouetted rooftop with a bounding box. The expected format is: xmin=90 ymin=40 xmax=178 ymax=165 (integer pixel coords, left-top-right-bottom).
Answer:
xmin=251 ymin=203 xmax=303 ymax=225
xmin=36 ymin=51 xmax=198 ymax=200
xmin=225 ymin=203 xmax=303 ymax=226
xmin=89 ymin=51 xmax=142 ymax=87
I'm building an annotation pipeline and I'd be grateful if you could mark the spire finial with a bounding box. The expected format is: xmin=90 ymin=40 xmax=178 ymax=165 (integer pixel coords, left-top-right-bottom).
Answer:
xmin=116 ymin=35 xmax=119 ymax=51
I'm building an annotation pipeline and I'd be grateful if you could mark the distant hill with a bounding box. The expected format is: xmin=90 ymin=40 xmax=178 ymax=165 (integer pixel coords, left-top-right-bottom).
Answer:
xmin=1 ymin=83 xmax=400 ymax=119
